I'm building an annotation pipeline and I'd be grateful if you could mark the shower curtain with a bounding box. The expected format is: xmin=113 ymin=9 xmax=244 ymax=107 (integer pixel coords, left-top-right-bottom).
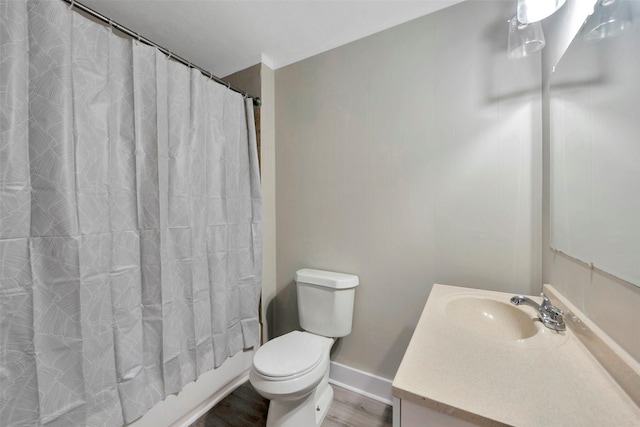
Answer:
xmin=0 ymin=0 xmax=263 ymax=426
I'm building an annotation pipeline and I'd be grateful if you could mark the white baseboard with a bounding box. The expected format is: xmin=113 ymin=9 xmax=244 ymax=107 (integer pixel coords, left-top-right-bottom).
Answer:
xmin=328 ymin=361 xmax=393 ymax=405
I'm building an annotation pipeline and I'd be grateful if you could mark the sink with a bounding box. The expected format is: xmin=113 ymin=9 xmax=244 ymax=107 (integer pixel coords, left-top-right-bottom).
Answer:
xmin=445 ymin=296 xmax=538 ymax=340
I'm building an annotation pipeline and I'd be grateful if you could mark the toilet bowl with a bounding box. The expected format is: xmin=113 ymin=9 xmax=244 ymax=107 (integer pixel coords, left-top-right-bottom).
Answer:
xmin=250 ymin=331 xmax=335 ymax=426
xmin=249 ymin=269 xmax=359 ymax=427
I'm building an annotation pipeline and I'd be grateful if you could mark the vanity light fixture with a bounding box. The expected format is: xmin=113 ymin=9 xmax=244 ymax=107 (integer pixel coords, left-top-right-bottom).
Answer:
xmin=517 ymin=0 xmax=567 ymax=24
xmin=583 ymin=0 xmax=632 ymax=41
xmin=507 ymin=16 xmax=546 ymax=59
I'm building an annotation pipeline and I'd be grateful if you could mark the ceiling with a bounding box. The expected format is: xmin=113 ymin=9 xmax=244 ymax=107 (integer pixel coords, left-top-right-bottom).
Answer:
xmin=80 ymin=0 xmax=468 ymax=77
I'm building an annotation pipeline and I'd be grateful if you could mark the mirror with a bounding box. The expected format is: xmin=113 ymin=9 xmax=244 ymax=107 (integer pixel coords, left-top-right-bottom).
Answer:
xmin=550 ymin=0 xmax=640 ymax=286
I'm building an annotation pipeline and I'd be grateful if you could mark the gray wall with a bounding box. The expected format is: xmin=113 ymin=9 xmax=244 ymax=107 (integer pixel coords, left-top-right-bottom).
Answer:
xmin=274 ymin=1 xmax=542 ymax=379
xmin=223 ymin=63 xmax=262 ymax=99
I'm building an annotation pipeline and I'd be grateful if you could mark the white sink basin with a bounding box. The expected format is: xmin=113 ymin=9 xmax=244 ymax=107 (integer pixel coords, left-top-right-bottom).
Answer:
xmin=445 ymin=296 xmax=538 ymax=340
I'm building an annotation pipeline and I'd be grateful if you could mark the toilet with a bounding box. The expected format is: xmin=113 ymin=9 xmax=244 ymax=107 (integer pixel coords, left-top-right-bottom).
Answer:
xmin=249 ymin=268 xmax=359 ymax=427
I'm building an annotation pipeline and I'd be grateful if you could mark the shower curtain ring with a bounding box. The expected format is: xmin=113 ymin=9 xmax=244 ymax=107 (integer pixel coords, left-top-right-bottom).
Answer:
xmin=227 ymin=82 xmax=231 ymax=89
xmin=108 ymin=19 xmax=113 ymax=32
xmin=209 ymin=73 xmax=214 ymax=81
xmin=167 ymin=52 xmax=172 ymax=61
xmin=69 ymin=0 xmax=75 ymax=10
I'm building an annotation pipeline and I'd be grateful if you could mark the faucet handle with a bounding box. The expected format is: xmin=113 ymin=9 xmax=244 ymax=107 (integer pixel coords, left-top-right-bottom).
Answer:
xmin=539 ymin=292 xmax=561 ymax=313
xmin=540 ymin=292 xmax=551 ymax=307
xmin=539 ymin=292 xmax=565 ymax=328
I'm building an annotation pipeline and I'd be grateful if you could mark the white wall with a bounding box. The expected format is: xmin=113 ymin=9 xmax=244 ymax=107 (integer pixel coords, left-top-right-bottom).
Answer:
xmin=275 ymin=0 xmax=542 ymax=380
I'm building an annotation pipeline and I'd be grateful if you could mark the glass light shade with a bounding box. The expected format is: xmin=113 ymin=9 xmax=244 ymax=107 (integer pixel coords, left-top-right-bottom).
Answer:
xmin=507 ymin=17 xmax=546 ymax=59
xmin=517 ymin=0 xmax=567 ymax=24
xmin=583 ymin=0 xmax=632 ymax=41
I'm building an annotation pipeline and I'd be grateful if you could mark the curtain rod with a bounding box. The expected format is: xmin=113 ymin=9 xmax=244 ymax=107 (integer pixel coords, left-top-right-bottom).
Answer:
xmin=61 ymin=0 xmax=262 ymax=107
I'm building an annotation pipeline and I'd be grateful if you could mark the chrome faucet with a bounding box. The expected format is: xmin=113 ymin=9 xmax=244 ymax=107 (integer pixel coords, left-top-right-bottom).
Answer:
xmin=510 ymin=293 xmax=566 ymax=331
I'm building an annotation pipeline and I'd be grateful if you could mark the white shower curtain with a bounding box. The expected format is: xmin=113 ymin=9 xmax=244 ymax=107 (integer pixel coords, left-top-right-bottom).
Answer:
xmin=0 ymin=1 xmax=263 ymax=426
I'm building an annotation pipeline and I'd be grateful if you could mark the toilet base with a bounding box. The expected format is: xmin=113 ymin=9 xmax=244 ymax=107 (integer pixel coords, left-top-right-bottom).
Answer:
xmin=265 ymin=377 xmax=333 ymax=427
xmin=314 ymin=380 xmax=333 ymax=426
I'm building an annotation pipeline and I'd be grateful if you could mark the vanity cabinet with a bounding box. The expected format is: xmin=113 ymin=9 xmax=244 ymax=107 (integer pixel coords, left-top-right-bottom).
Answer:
xmin=392 ymin=398 xmax=475 ymax=427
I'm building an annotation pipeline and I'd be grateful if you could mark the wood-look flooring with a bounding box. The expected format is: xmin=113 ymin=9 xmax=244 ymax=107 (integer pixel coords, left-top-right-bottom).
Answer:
xmin=191 ymin=381 xmax=392 ymax=427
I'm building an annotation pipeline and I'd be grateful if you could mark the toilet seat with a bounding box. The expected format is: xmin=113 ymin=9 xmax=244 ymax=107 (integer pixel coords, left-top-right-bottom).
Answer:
xmin=253 ymin=331 xmax=324 ymax=380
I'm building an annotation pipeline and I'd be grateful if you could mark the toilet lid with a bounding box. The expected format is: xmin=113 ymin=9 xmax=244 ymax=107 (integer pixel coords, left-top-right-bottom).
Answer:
xmin=253 ymin=331 xmax=323 ymax=378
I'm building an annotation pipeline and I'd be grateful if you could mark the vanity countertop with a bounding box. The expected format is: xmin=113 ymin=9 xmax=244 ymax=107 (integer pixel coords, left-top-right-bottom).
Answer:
xmin=392 ymin=284 xmax=640 ymax=426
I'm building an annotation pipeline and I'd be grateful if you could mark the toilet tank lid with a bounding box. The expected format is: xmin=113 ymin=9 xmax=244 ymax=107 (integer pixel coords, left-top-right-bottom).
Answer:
xmin=295 ymin=269 xmax=359 ymax=289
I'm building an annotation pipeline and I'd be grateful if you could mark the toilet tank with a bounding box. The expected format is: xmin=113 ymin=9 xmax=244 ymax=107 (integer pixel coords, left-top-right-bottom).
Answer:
xmin=295 ymin=269 xmax=359 ymax=338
